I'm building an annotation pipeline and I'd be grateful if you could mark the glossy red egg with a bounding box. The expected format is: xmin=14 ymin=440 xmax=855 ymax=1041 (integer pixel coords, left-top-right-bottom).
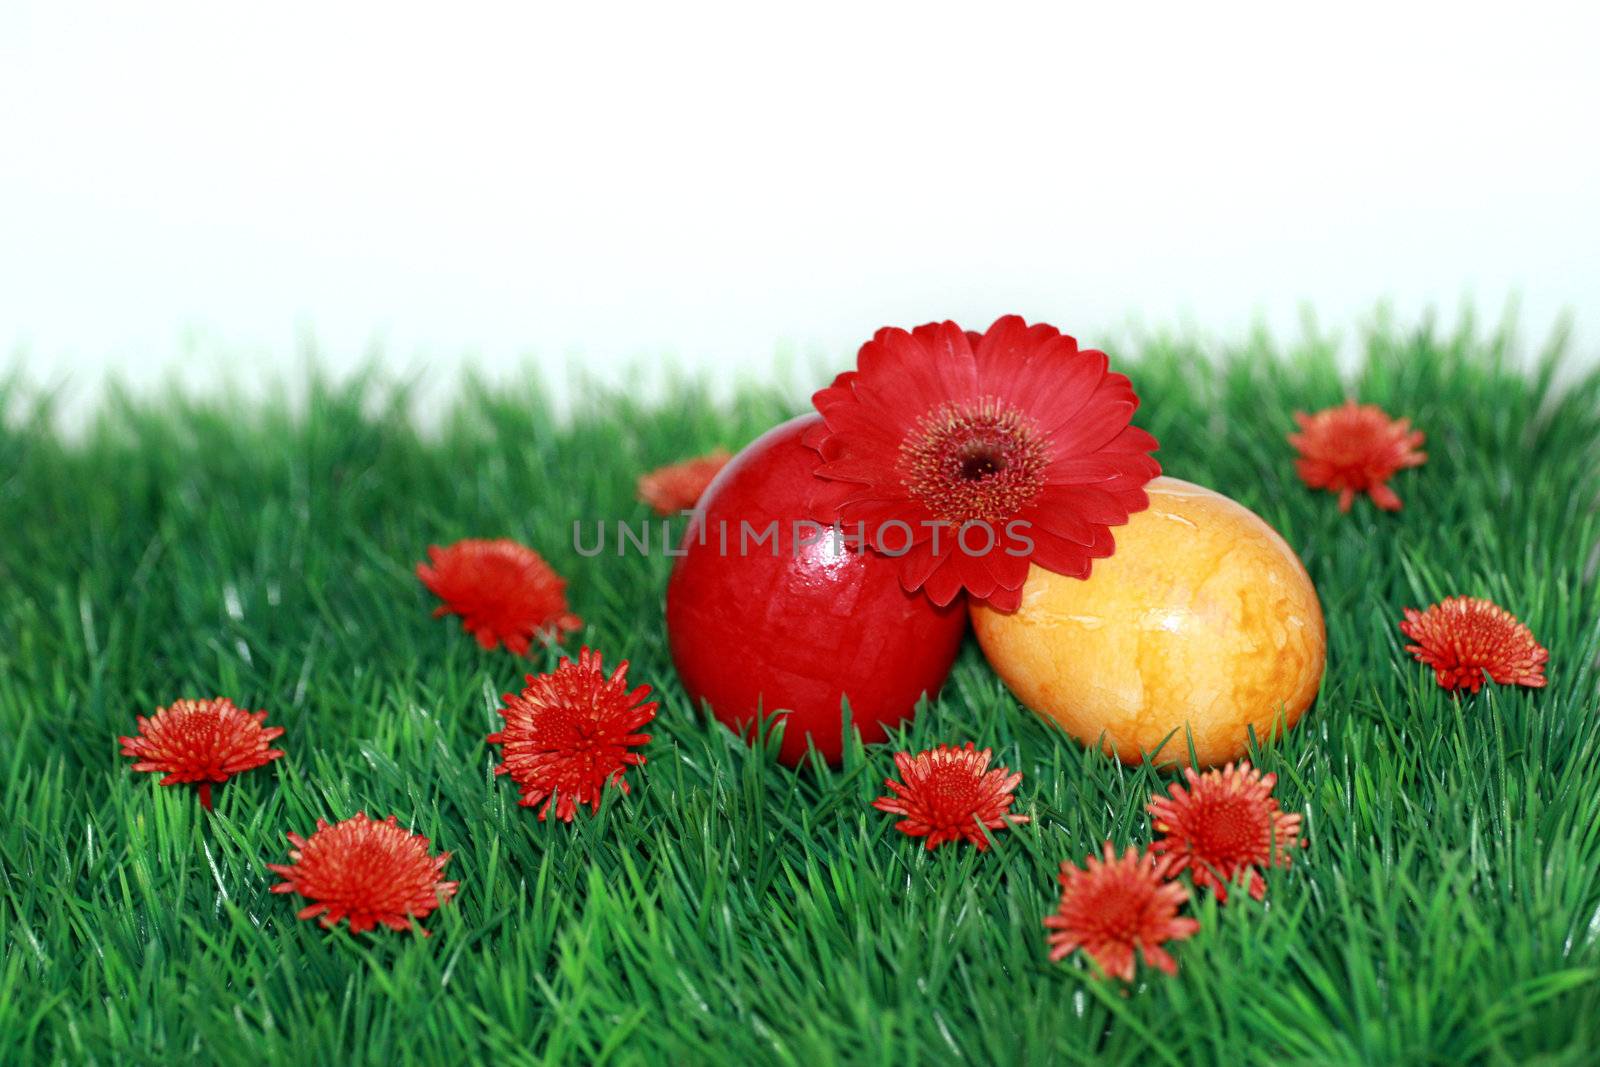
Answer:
xmin=666 ymin=414 xmax=967 ymax=766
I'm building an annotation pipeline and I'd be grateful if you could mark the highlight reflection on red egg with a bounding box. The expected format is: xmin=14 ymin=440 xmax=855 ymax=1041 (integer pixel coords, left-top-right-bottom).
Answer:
xmin=666 ymin=415 xmax=967 ymax=766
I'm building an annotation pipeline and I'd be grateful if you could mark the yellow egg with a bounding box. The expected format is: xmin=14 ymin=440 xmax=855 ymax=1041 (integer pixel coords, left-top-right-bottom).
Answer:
xmin=971 ymin=477 xmax=1325 ymax=767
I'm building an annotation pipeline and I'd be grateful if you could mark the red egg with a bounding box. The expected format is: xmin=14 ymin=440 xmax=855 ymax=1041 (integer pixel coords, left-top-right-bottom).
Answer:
xmin=666 ymin=415 xmax=967 ymax=766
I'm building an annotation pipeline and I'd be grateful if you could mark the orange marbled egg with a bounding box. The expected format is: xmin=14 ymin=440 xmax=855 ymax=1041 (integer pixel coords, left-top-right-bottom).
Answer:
xmin=971 ymin=477 xmax=1325 ymax=767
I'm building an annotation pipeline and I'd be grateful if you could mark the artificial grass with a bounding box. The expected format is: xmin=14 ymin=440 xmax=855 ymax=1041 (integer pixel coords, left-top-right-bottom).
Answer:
xmin=3 ymin=315 xmax=1599 ymax=1066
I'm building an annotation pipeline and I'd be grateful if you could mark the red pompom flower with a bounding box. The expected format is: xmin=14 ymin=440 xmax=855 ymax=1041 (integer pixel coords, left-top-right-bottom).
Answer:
xmin=489 ymin=647 xmax=657 ymax=822
xmin=118 ymin=697 xmax=285 ymax=809
xmin=1044 ymin=843 xmax=1199 ymax=981
xmin=1288 ymin=399 xmax=1426 ymax=512
xmin=1400 ymin=596 xmax=1548 ymax=692
xmin=417 ymin=538 xmax=581 ymax=655
xmin=637 ymin=449 xmax=732 ymax=515
xmin=872 ymin=743 xmax=1029 ymax=850
xmin=1148 ymin=762 xmax=1304 ymax=902
xmin=805 ymin=315 xmax=1160 ymax=611
xmin=269 ymin=813 xmax=458 ymax=935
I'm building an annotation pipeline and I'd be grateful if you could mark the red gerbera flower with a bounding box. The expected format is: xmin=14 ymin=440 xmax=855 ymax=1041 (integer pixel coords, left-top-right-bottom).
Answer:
xmin=118 ymin=697 xmax=285 ymax=809
xmin=1288 ymin=399 xmax=1425 ymax=512
xmin=1400 ymin=596 xmax=1548 ymax=692
xmin=1044 ymin=843 xmax=1198 ymax=981
xmin=417 ymin=538 xmax=581 ymax=655
xmin=805 ymin=315 xmax=1161 ymax=611
xmin=637 ymin=449 xmax=732 ymax=515
xmin=871 ymin=743 xmax=1029 ymax=850
xmin=489 ymin=647 xmax=657 ymax=821
xmin=269 ymin=812 xmax=458 ymax=935
xmin=1148 ymin=762 xmax=1305 ymax=902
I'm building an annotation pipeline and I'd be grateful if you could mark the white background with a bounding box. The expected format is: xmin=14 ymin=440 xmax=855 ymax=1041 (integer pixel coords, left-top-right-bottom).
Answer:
xmin=2 ymin=2 xmax=1597 ymax=413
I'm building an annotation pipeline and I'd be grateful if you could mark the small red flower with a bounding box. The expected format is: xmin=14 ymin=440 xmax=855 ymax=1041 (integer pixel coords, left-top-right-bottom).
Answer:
xmin=872 ymin=743 xmax=1029 ymax=850
xmin=119 ymin=697 xmax=285 ymax=809
xmin=1400 ymin=596 xmax=1549 ymax=692
xmin=489 ymin=647 xmax=657 ymax=821
xmin=637 ymin=449 xmax=732 ymax=515
xmin=417 ymin=538 xmax=581 ymax=655
xmin=1288 ymin=399 xmax=1425 ymax=512
xmin=1148 ymin=762 xmax=1304 ymax=902
xmin=805 ymin=315 xmax=1160 ymax=611
xmin=269 ymin=813 xmax=458 ymax=935
xmin=1044 ymin=843 xmax=1198 ymax=981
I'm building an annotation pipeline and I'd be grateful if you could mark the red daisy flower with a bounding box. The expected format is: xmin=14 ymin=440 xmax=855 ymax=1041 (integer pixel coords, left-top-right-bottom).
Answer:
xmin=417 ymin=538 xmax=581 ymax=655
xmin=269 ymin=812 xmax=458 ymax=935
xmin=1288 ymin=399 xmax=1426 ymax=512
xmin=637 ymin=449 xmax=732 ymax=515
xmin=118 ymin=697 xmax=285 ymax=809
xmin=1044 ymin=843 xmax=1199 ymax=981
xmin=1148 ymin=761 xmax=1305 ymax=902
xmin=871 ymin=743 xmax=1029 ymax=850
xmin=1400 ymin=596 xmax=1549 ymax=692
xmin=805 ymin=315 xmax=1161 ymax=611
xmin=489 ymin=647 xmax=657 ymax=822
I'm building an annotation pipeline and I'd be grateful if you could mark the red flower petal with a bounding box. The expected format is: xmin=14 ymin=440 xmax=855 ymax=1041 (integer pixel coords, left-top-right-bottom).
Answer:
xmin=269 ymin=813 xmax=457 ymax=935
xmin=118 ymin=697 xmax=285 ymax=809
xmin=417 ymin=538 xmax=581 ymax=655
xmin=1148 ymin=762 xmax=1305 ymax=902
xmin=1288 ymin=400 xmax=1425 ymax=512
xmin=1399 ymin=596 xmax=1548 ymax=692
xmin=871 ymin=743 xmax=1029 ymax=850
xmin=637 ymin=449 xmax=732 ymax=515
xmin=1043 ymin=843 xmax=1199 ymax=981
xmin=808 ymin=315 xmax=1160 ymax=609
xmin=489 ymin=647 xmax=657 ymax=822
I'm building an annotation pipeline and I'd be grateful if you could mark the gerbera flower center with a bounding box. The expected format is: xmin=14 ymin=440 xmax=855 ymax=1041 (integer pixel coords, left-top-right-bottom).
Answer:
xmin=957 ymin=442 xmax=1006 ymax=481
xmin=1088 ymin=889 xmax=1148 ymax=935
xmin=327 ymin=841 xmax=402 ymax=900
xmin=931 ymin=770 xmax=978 ymax=811
xmin=900 ymin=399 xmax=1049 ymax=523
xmin=1187 ymin=797 xmax=1258 ymax=859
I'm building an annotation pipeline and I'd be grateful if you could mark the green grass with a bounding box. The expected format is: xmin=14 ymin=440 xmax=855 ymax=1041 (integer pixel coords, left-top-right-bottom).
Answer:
xmin=3 ymin=314 xmax=1600 ymax=1066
